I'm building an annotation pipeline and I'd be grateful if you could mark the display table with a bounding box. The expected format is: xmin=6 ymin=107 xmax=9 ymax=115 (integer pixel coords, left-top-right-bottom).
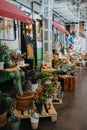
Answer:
xmin=0 ymin=64 xmax=29 ymax=83
xmin=58 ymin=75 xmax=76 ymax=91
xmin=42 ymin=68 xmax=57 ymax=72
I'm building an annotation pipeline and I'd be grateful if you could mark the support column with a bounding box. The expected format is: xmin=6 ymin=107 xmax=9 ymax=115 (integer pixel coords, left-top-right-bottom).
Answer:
xmin=42 ymin=0 xmax=53 ymax=67
xmin=75 ymin=0 xmax=80 ymax=51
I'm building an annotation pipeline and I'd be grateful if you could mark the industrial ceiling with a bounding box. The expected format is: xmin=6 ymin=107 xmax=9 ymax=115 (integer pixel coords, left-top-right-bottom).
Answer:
xmin=53 ymin=0 xmax=87 ymax=24
xmin=24 ymin=0 xmax=87 ymax=25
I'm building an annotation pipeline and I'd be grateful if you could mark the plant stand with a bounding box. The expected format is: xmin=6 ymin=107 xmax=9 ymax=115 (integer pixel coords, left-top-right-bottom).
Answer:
xmin=14 ymin=103 xmax=57 ymax=122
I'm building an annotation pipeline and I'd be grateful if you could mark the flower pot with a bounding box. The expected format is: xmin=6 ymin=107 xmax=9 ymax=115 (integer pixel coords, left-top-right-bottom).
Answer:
xmin=31 ymin=84 xmax=38 ymax=92
xmin=30 ymin=117 xmax=39 ymax=130
xmin=16 ymin=91 xmax=33 ymax=110
xmin=4 ymin=62 xmax=10 ymax=69
xmin=35 ymin=102 xmax=43 ymax=114
xmin=0 ymin=111 xmax=7 ymax=127
xmin=8 ymin=117 xmax=21 ymax=130
xmin=46 ymin=97 xmax=53 ymax=105
xmin=0 ymin=62 xmax=4 ymax=69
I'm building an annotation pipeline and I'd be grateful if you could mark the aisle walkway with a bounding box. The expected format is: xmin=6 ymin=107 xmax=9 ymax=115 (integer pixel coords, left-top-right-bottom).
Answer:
xmin=1 ymin=69 xmax=87 ymax=130
xmin=39 ymin=69 xmax=87 ymax=130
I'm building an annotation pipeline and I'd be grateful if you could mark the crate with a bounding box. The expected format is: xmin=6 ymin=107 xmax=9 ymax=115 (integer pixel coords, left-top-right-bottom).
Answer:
xmin=58 ymin=75 xmax=76 ymax=91
xmin=14 ymin=104 xmax=57 ymax=122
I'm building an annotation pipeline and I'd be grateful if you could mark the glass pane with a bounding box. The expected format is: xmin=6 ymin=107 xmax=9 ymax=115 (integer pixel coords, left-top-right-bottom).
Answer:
xmin=0 ymin=17 xmax=15 ymax=40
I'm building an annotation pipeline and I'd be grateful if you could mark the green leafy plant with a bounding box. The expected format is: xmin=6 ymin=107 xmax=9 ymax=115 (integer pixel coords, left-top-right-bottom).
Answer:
xmin=0 ymin=41 xmax=10 ymax=62
xmin=28 ymin=65 xmax=41 ymax=84
xmin=0 ymin=90 xmax=12 ymax=115
xmin=29 ymin=109 xmax=39 ymax=119
xmin=43 ymin=79 xmax=55 ymax=98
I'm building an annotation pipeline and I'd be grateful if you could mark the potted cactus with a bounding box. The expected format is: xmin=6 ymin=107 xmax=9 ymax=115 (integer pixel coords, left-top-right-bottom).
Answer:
xmin=10 ymin=66 xmax=33 ymax=111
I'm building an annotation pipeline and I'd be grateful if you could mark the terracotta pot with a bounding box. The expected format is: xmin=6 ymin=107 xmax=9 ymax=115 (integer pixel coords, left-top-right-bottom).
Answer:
xmin=0 ymin=111 xmax=7 ymax=127
xmin=16 ymin=91 xmax=33 ymax=110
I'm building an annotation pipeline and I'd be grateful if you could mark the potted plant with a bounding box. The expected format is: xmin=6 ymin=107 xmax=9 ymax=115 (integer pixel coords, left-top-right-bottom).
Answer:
xmin=8 ymin=101 xmax=21 ymax=130
xmin=40 ymin=71 xmax=55 ymax=105
xmin=32 ymin=86 xmax=48 ymax=114
xmin=0 ymin=41 xmax=10 ymax=69
xmin=29 ymin=109 xmax=39 ymax=130
xmin=43 ymin=78 xmax=55 ymax=105
xmin=28 ymin=68 xmax=40 ymax=92
xmin=10 ymin=67 xmax=33 ymax=111
xmin=0 ymin=90 xmax=11 ymax=127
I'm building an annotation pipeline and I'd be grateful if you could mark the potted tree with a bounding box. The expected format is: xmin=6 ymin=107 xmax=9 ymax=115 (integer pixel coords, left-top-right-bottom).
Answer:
xmin=0 ymin=90 xmax=11 ymax=127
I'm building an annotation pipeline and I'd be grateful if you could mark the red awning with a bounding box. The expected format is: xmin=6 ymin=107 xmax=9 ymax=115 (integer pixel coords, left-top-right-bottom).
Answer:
xmin=0 ymin=0 xmax=34 ymax=24
xmin=52 ymin=21 xmax=69 ymax=35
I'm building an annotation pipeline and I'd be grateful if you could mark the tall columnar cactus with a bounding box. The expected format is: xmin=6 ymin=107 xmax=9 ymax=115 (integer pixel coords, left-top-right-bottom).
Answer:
xmin=10 ymin=69 xmax=25 ymax=96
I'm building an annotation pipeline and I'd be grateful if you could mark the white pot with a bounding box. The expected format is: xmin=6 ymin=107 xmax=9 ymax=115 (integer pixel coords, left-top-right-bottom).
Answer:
xmin=0 ymin=62 xmax=4 ymax=69
xmin=46 ymin=97 xmax=53 ymax=105
xmin=20 ymin=60 xmax=25 ymax=65
xmin=30 ymin=117 xmax=39 ymax=130
xmin=31 ymin=84 xmax=38 ymax=92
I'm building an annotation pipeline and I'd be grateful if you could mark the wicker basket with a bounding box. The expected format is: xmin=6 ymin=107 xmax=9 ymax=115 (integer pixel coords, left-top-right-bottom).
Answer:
xmin=16 ymin=91 xmax=33 ymax=110
xmin=0 ymin=111 xmax=7 ymax=127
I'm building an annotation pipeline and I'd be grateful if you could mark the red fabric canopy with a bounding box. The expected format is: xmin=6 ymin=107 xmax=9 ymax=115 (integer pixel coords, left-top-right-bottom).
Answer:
xmin=52 ymin=21 xmax=69 ymax=35
xmin=0 ymin=0 xmax=34 ymax=24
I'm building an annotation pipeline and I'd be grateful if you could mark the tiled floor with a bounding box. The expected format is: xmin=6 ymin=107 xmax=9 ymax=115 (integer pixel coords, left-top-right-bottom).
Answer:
xmin=1 ymin=69 xmax=87 ymax=130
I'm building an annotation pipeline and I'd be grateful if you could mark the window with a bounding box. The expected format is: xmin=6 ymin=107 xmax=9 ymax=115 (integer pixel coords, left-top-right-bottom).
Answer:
xmin=0 ymin=17 xmax=15 ymax=40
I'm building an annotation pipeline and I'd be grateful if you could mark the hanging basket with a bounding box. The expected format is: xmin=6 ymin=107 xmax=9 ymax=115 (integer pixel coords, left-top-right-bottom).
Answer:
xmin=0 ymin=111 xmax=7 ymax=127
xmin=16 ymin=91 xmax=33 ymax=110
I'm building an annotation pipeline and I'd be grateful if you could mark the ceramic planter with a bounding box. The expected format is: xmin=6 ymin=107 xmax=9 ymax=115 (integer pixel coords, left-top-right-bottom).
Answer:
xmin=30 ymin=117 xmax=39 ymax=129
xmin=8 ymin=117 xmax=21 ymax=130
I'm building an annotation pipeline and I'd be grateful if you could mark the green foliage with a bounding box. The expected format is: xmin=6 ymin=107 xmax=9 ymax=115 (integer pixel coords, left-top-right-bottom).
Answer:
xmin=10 ymin=69 xmax=25 ymax=96
xmin=29 ymin=109 xmax=39 ymax=119
xmin=0 ymin=41 xmax=10 ymax=62
xmin=0 ymin=90 xmax=12 ymax=115
xmin=43 ymin=79 xmax=55 ymax=97
xmin=33 ymin=87 xmax=48 ymax=104
xmin=40 ymin=71 xmax=52 ymax=85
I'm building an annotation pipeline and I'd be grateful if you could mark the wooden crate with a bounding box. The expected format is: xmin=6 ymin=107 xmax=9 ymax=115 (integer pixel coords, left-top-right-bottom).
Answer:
xmin=14 ymin=104 xmax=57 ymax=122
xmin=58 ymin=75 xmax=76 ymax=91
